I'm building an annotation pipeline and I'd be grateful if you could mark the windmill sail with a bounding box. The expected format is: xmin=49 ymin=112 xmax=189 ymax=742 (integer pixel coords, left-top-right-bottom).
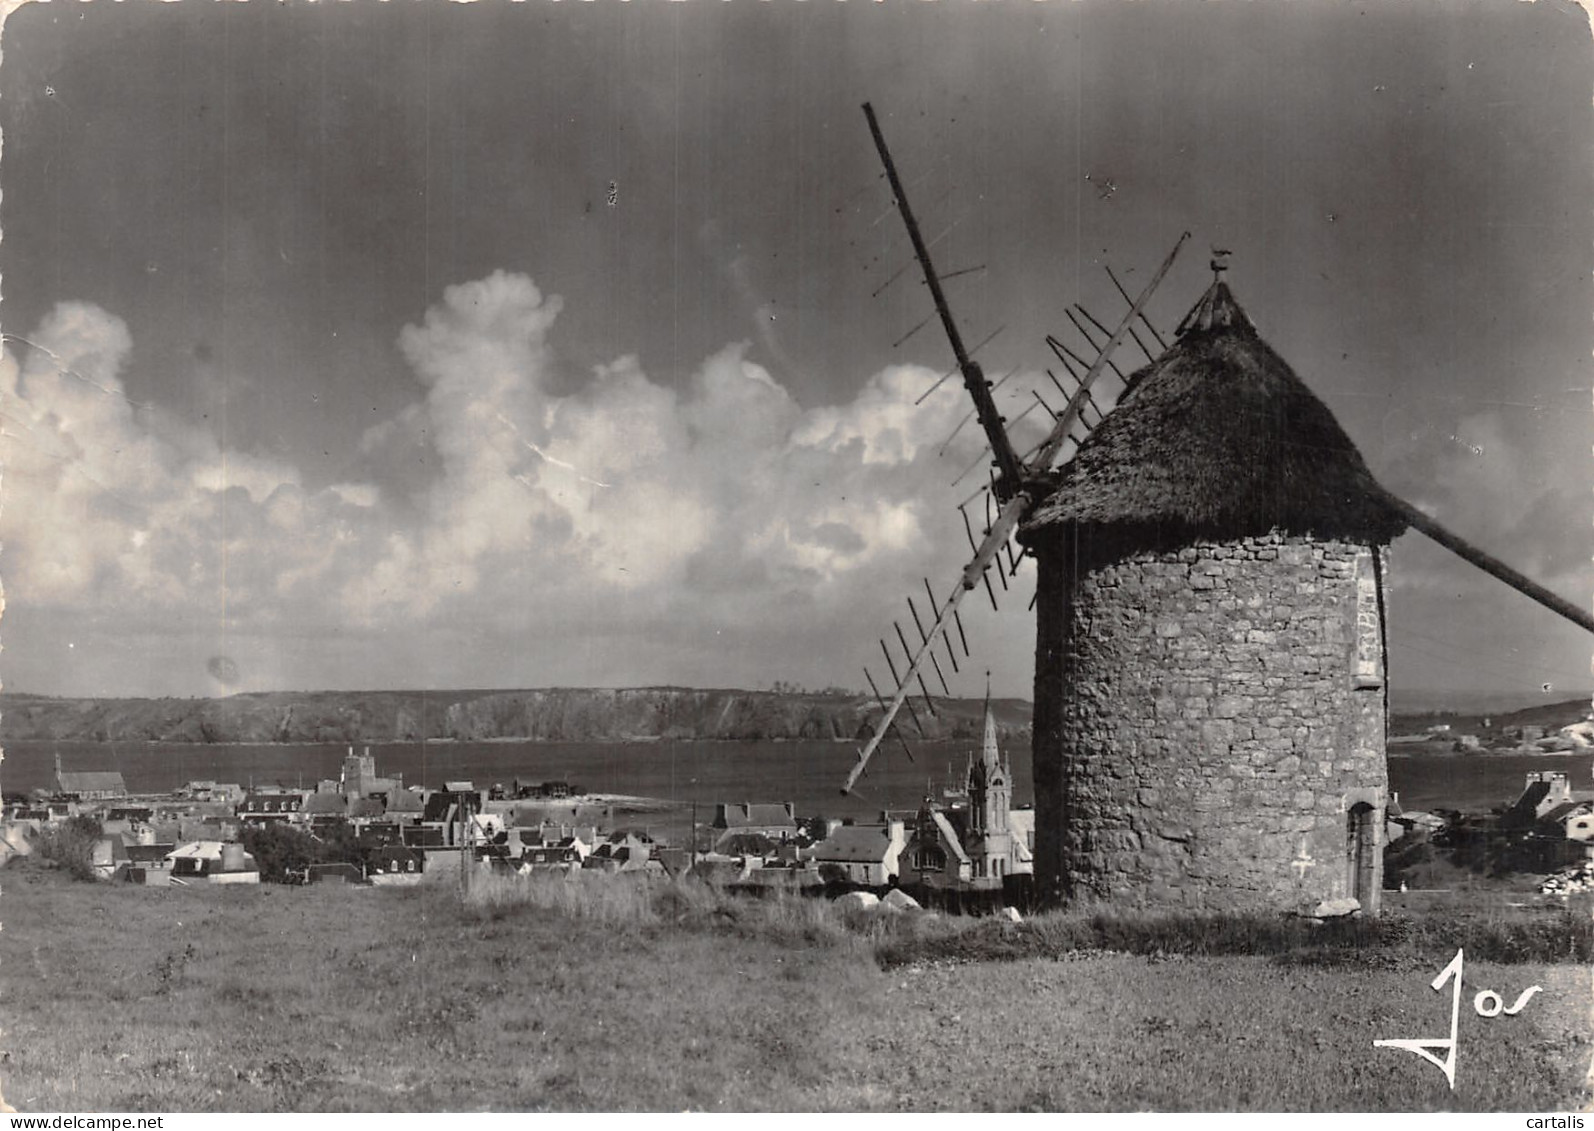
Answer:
xmin=842 ymin=104 xmax=1189 ymax=794
xmin=862 ymin=104 xmax=1023 ymax=494
xmin=1373 ymin=485 xmax=1594 ymax=637
xmin=843 ymin=494 xmax=1028 ymax=794
xmin=1028 ymin=232 xmax=1189 ymax=475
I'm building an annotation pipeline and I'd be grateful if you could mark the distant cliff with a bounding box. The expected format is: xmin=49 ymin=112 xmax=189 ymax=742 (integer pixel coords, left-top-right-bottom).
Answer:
xmin=0 ymin=688 xmax=1032 ymax=745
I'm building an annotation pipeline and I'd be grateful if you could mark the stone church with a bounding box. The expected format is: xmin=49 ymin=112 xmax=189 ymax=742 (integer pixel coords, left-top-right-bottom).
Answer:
xmin=901 ymin=699 xmax=1032 ymax=889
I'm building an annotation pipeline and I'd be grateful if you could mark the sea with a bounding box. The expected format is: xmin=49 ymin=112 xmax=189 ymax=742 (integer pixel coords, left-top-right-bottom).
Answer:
xmin=2 ymin=738 xmax=1028 ymax=822
xmin=6 ymin=737 xmax=1583 ymax=819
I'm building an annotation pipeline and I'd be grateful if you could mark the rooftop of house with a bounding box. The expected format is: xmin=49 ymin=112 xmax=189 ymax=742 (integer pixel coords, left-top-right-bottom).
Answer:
xmin=547 ymin=825 xmax=600 ymax=843
xmin=524 ymin=846 xmax=576 ymax=863
xmin=714 ymin=802 xmax=797 ymax=829
xmin=1542 ymin=798 xmax=1594 ymax=825
xmin=1507 ymin=780 xmax=1556 ymax=820
xmin=811 ymin=824 xmax=899 ymax=863
xmin=126 ymin=843 xmax=176 ymax=863
xmin=56 ymin=771 xmax=127 ymax=794
xmin=930 ymin=811 xmax=972 ymax=866
xmin=169 ymin=840 xmax=229 ymax=860
xmin=302 ymin=793 xmax=347 ymax=816
xmin=370 ymin=842 xmax=423 ymax=859
xmin=715 ymin=831 xmax=779 ymax=857
xmin=384 ymin=790 xmax=426 ymax=813
xmin=242 ymin=792 xmax=305 ymax=807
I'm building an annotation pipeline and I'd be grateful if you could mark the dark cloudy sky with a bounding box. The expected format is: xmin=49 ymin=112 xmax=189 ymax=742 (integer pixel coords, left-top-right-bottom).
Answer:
xmin=0 ymin=0 xmax=1589 ymax=702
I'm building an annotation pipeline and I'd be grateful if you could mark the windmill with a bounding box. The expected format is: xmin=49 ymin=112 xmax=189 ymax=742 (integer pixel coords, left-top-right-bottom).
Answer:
xmin=845 ymin=103 xmax=1594 ymax=913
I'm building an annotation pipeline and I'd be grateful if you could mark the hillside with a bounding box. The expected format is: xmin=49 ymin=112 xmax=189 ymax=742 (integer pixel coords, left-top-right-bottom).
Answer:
xmin=1391 ymin=696 xmax=1589 ymax=740
xmin=0 ymin=687 xmax=1032 ymax=746
xmin=1388 ymin=688 xmax=1588 ymax=716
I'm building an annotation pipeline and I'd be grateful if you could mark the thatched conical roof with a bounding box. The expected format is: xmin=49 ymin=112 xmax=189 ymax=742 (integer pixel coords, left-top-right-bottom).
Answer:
xmin=1023 ymin=280 xmax=1405 ymax=548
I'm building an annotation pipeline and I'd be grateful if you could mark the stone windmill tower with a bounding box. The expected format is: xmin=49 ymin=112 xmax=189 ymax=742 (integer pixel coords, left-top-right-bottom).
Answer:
xmin=1019 ymin=272 xmax=1406 ymax=913
xmin=841 ymin=104 xmax=1594 ymax=915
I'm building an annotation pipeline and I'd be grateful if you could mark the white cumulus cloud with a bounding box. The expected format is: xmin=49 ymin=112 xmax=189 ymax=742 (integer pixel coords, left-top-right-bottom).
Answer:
xmin=2 ymin=271 xmax=1030 ymax=696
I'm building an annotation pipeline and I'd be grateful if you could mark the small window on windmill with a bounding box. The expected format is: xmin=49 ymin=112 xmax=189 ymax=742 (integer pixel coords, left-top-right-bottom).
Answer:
xmin=1352 ymin=550 xmax=1383 ymax=691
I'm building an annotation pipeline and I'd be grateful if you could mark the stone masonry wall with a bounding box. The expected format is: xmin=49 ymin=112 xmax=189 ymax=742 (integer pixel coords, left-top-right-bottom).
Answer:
xmin=1031 ymin=531 xmax=1387 ymax=914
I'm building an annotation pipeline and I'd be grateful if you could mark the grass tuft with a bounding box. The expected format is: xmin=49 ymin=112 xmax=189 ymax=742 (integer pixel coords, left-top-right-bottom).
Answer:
xmin=462 ymin=870 xmax=662 ymax=926
xmin=875 ymin=905 xmax=1594 ymax=969
xmin=458 ymin=871 xmax=946 ymax=952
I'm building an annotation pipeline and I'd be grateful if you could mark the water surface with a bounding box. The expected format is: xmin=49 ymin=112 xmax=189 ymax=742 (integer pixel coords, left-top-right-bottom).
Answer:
xmin=9 ymin=738 xmax=1567 ymax=818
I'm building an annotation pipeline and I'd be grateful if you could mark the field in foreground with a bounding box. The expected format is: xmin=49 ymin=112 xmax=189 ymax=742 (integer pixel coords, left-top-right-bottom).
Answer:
xmin=0 ymin=867 xmax=1589 ymax=1112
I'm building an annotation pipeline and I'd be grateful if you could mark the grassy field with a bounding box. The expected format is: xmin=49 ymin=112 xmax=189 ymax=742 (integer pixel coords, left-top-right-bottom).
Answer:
xmin=0 ymin=864 xmax=1590 ymax=1112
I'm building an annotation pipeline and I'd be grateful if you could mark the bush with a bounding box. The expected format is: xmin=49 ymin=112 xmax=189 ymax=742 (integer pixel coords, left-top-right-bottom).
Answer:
xmin=35 ymin=815 xmax=103 ymax=881
xmin=239 ymin=823 xmax=388 ymax=882
xmin=240 ymin=824 xmax=323 ymax=883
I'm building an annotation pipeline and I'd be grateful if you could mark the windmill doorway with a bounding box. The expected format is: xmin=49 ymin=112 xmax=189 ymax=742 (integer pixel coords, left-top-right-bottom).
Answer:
xmin=1346 ymin=802 xmax=1378 ymax=908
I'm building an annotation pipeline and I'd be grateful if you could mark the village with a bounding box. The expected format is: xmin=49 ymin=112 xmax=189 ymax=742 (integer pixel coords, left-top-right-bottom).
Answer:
xmin=11 ymin=700 xmax=1594 ymax=916
xmin=1 ymin=700 xmax=1038 ymax=907
xmin=1389 ymin=714 xmax=1594 ymax=756
xmin=1370 ymin=763 xmax=1594 ymax=905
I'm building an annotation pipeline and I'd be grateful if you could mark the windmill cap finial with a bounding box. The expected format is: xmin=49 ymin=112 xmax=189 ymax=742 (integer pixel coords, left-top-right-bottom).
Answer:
xmin=1172 ymin=271 xmax=1252 ymax=340
xmin=1210 ymin=248 xmax=1232 ymax=277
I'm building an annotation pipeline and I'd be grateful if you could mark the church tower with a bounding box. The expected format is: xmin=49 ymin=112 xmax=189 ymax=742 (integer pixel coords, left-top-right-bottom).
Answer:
xmin=965 ymin=689 xmax=1013 ymax=882
xmin=968 ymin=696 xmax=1012 ymax=838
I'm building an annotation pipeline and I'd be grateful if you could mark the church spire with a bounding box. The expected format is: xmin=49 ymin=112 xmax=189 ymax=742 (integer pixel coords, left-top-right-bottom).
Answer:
xmin=962 ymin=672 xmax=1013 ymax=841
xmin=967 ymin=673 xmax=1011 ymax=840
xmin=981 ymin=672 xmax=1000 ymax=770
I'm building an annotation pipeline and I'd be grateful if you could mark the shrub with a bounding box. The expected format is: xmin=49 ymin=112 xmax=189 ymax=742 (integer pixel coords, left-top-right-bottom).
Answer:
xmin=240 ymin=824 xmax=322 ymax=883
xmin=35 ymin=815 xmax=103 ymax=881
xmin=239 ymin=822 xmax=388 ymax=882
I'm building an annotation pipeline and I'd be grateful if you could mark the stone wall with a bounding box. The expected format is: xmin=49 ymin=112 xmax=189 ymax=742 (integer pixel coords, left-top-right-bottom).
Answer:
xmin=1031 ymin=530 xmax=1388 ymax=914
